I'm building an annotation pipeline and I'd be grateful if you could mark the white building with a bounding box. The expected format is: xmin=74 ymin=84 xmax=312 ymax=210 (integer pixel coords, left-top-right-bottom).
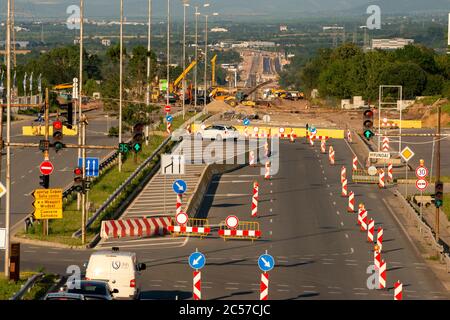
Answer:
xmin=211 ymin=27 xmax=228 ymax=33
xmin=323 ymin=26 xmax=344 ymax=31
xmin=371 ymin=38 xmax=414 ymax=50
xmin=280 ymin=25 xmax=288 ymax=32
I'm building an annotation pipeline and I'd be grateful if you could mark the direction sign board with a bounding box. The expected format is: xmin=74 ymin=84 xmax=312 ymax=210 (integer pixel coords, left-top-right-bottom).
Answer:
xmin=176 ymin=212 xmax=189 ymax=225
xmin=369 ymin=152 xmax=390 ymax=160
xmin=39 ymin=160 xmax=54 ymax=175
xmin=226 ymin=215 xmax=239 ymax=229
xmin=400 ymin=146 xmax=415 ymax=162
xmin=189 ymin=252 xmax=206 ymax=270
xmin=258 ymin=254 xmax=275 ymax=272
xmin=173 ymin=179 xmax=187 ymax=195
xmin=416 ymin=179 xmax=428 ymax=191
xmin=243 ymin=118 xmax=250 ymax=126
xmin=416 ymin=166 xmax=428 ymax=179
xmin=0 ymin=182 xmax=6 ymax=199
xmin=0 ymin=228 xmax=6 ymax=250
xmin=161 ymin=154 xmax=185 ymax=175
xmin=78 ymin=157 xmax=100 ymax=177
xmin=33 ymin=189 xmax=63 ymax=219
xmin=309 ymin=127 xmax=317 ymax=135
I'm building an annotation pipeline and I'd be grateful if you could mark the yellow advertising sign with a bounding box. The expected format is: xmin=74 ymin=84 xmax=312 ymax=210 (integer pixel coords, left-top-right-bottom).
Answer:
xmin=33 ymin=189 xmax=63 ymax=219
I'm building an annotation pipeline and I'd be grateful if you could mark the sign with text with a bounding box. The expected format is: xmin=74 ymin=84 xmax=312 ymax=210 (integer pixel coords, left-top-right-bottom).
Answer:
xmin=0 ymin=228 xmax=5 ymax=249
xmin=33 ymin=189 xmax=63 ymax=219
xmin=369 ymin=152 xmax=390 ymax=160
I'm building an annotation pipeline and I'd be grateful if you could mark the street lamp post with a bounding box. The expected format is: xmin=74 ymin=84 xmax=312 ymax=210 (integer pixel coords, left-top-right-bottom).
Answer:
xmin=166 ymin=0 xmax=170 ymax=107
xmin=203 ymin=11 xmax=218 ymax=113
xmin=194 ymin=6 xmax=200 ymax=112
xmin=182 ymin=1 xmax=190 ymax=119
xmin=145 ymin=0 xmax=152 ymax=146
xmin=119 ymin=0 xmax=123 ymax=172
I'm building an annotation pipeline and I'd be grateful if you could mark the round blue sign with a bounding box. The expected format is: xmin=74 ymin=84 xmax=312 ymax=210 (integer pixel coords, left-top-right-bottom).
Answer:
xmin=172 ymin=179 xmax=187 ymax=194
xmin=189 ymin=252 xmax=206 ymax=270
xmin=258 ymin=254 xmax=275 ymax=272
xmin=243 ymin=118 xmax=250 ymax=126
xmin=310 ymin=127 xmax=317 ymax=134
xmin=166 ymin=115 xmax=174 ymax=123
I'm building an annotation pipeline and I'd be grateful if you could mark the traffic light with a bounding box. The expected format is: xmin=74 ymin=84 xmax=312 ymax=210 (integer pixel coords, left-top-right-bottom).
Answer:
xmin=119 ymin=142 xmax=130 ymax=155
xmin=39 ymin=174 xmax=49 ymax=188
xmin=73 ymin=167 xmax=83 ymax=192
xmin=52 ymin=120 xmax=65 ymax=152
xmin=363 ymin=108 xmax=375 ymax=140
xmin=132 ymin=123 xmax=144 ymax=153
xmin=435 ymin=181 xmax=444 ymax=208
xmin=66 ymin=102 xmax=73 ymax=130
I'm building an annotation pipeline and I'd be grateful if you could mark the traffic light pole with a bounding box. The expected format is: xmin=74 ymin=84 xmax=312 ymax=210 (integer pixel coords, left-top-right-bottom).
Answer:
xmin=81 ymin=118 xmax=87 ymax=244
xmin=435 ymin=105 xmax=441 ymax=241
xmin=43 ymin=88 xmax=50 ymax=236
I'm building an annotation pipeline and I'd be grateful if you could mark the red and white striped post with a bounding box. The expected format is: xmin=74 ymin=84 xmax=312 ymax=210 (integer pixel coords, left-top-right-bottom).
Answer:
xmin=249 ymin=151 xmax=256 ymax=166
xmin=264 ymin=141 xmax=270 ymax=158
xmin=341 ymin=178 xmax=348 ymax=197
xmin=252 ymin=182 xmax=259 ymax=218
xmin=290 ymin=128 xmax=295 ymax=143
xmin=374 ymin=250 xmax=381 ymax=270
xmin=382 ymin=137 xmax=390 ymax=152
xmin=329 ymin=146 xmax=335 ymax=165
xmin=377 ymin=227 xmax=383 ymax=252
xmin=379 ymin=169 xmax=385 ymax=188
xmin=352 ymin=156 xmax=358 ymax=172
xmin=341 ymin=166 xmax=347 ymax=183
xmin=176 ymin=194 xmax=182 ymax=215
xmin=244 ymin=126 xmax=249 ymax=138
xmin=193 ymin=271 xmax=201 ymax=300
xmin=347 ymin=129 xmax=352 ymax=143
xmin=167 ymin=122 xmax=172 ymax=135
xmin=387 ymin=163 xmax=393 ymax=182
xmin=360 ymin=209 xmax=368 ymax=231
xmin=309 ymin=134 xmax=314 ymax=147
xmin=264 ymin=161 xmax=271 ymax=180
xmin=357 ymin=204 xmax=364 ymax=225
xmin=347 ymin=191 xmax=355 ymax=213
xmin=321 ymin=139 xmax=326 ymax=154
xmin=260 ymin=272 xmax=269 ymax=300
xmin=367 ymin=218 xmax=375 ymax=243
xmin=379 ymin=260 xmax=386 ymax=289
xmin=394 ymin=281 xmax=403 ymax=300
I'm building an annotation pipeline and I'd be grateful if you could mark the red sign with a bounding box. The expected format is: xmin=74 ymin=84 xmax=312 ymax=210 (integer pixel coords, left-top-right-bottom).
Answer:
xmin=415 ymin=166 xmax=428 ymax=179
xmin=225 ymin=215 xmax=239 ymax=229
xmin=175 ymin=212 xmax=188 ymax=226
xmin=415 ymin=179 xmax=428 ymax=191
xmin=40 ymin=161 xmax=54 ymax=175
xmin=165 ymin=105 xmax=171 ymax=113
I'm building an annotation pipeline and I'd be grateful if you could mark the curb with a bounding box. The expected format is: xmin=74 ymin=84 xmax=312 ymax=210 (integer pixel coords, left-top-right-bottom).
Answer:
xmin=11 ymin=235 xmax=87 ymax=250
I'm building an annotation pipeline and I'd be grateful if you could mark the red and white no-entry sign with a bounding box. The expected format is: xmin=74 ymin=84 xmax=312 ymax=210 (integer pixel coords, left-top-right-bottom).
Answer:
xmin=225 ymin=215 xmax=239 ymax=229
xmin=39 ymin=160 xmax=54 ymax=175
xmin=415 ymin=179 xmax=428 ymax=191
xmin=415 ymin=166 xmax=428 ymax=179
xmin=165 ymin=105 xmax=171 ymax=113
xmin=176 ymin=212 xmax=189 ymax=226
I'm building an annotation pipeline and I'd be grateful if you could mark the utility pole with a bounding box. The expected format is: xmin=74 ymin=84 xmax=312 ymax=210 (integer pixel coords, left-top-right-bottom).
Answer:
xmin=182 ymin=1 xmax=189 ymax=120
xmin=166 ymin=0 xmax=170 ymax=107
xmin=4 ymin=0 xmax=11 ymax=278
xmin=77 ymin=0 xmax=84 ymax=210
xmin=194 ymin=6 xmax=199 ymax=112
xmin=204 ymin=14 xmax=208 ymax=111
xmin=81 ymin=116 xmax=87 ymax=244
xmin=42 ymin=89 xmax=50 ymax=236
xmin=145 ymin=0 xmax=152 ymax=146
xmin=119 ymin=0 xmax=123 ymax=172
xmin=436 ymin=104 xmax=441 ymax=241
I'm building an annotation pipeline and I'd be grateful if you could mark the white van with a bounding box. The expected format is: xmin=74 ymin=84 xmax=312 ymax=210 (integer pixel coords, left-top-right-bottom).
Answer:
xmin=85 ymin=249 xmax=146 ymax=300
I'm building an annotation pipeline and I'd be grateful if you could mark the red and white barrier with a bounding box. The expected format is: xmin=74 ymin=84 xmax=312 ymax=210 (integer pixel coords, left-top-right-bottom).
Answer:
xmin=249 ymin=151 xmax=256 ymax=166
xmin=244 ymin=126 xmax=249 ymax=138
xmin=367 ymin=218 xmax=375 ymax=243
xmin=167 ymin=122 xmax=172 ymax=135
xmin=100 ymin=217 xmax=172 ymax=239
xmin=252 ymin=182 xmax=259 ymax=218
xmin=348 ymin=191 xmax=355 ymax=213
xmin=360 ymin=209 xmax=368 ymax=231
xmin=382 ymin=137 xmax=390 ymax=152
xmin=193 ymin=271 xmax=201 ymax=300
xmin=341 ymin=178 xmax=348 ymax=197
xmin=394 ymin=281 xmax=403 ymax=300
xmin=260 ymin=273 xmax=269 ymax=300
xmin=329 ymin=146 xmax=335 ymax=165
xmin=377 ymin=227 xmax=383 ymax=252
xmin=388 ymin=163 xmax=393 ymax=181
xmin=176 ymin=194 xmax=182 ymax=216
xmin=379 ymin=260 xmax=386 ymax=289
xmin=168 ymin=225 xmax=211 ymax=234
xmin=219 ymin=229 xmax=262 ymax=238
xmin=290 ymin=129 xmax=295 ymax=143
xmin=347 ymin=129 xmax=352 ymax=143
xmin=309 ymin=134 xmax=315 ymax=146
xmin=374 ymin=250 xmax=381 ymax=270
xmin=321 ymin=139 xmax=326 ymax=154
xmin=264 ymin=161 xmax=271 ymax=180
xmin=341 ymin=166 xmax=346 ymax=183
xmin=379 ymin=169 xmax=385 ymax=188
xmin=352 ymin=156 xmax=358 ymax=171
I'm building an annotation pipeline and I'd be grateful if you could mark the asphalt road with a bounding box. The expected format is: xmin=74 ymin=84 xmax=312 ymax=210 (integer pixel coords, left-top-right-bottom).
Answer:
xmin=6 ymin=137 xmax=448 ymax=300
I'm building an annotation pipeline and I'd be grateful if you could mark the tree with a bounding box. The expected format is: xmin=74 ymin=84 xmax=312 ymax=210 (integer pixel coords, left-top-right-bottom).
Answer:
xmin=379 ymin=62 xmax=427 ymax=99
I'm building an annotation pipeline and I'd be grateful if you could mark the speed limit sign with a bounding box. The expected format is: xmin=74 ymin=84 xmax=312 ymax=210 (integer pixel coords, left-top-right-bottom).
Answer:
xmin=415 ymin=179 xmax=428 ymax=191
xmin=415 ymin=166 xmax=428 ymax=179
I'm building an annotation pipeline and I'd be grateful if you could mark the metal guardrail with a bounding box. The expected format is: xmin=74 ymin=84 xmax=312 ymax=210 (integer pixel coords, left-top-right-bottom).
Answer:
xmin=10 ymin=272 xmax=45 ymax=300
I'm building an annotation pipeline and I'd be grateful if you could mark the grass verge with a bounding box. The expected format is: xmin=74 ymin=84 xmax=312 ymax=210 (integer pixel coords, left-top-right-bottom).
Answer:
xmin=0 ymin=272 xmax=36 ymax=300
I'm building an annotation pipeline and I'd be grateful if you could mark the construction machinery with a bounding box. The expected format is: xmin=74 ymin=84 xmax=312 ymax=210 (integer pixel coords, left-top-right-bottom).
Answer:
xmin=211 ymin=54 xmax=217 ymax=87
xmin=224 ymin=80 xmax=276 ymax=107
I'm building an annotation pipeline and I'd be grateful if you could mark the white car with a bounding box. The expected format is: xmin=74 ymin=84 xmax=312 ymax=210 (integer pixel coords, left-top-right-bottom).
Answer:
xmin=196 ymin=125 xmax=240 ymax=141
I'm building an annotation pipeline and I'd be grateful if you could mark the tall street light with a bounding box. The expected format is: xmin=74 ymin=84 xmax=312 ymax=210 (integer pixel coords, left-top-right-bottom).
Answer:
xmin=203 ymin=11 xmax=218 ymax=112
xmin=194 ymin=6 xmax=200 ymax=111
xmin=182 ymin=1 xmax=190 ymax=119
xmin=166 ymin=0 xmax=171 ymax=107
xmin=145 ymin=0 xmax=152 ymax=145
xmin=119 ymin=0 xmax=123 ymax=172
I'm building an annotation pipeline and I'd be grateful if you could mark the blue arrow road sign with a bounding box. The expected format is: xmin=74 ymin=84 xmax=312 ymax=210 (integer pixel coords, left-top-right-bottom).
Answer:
xmin=243 ymin=118 xmax=250 ymax=126
xmin=172 ymin=179 xmax=187 ymax=195
xmin=189 ymin=252 xmax=206 ymax=270
xmin=166 ymin=115 xmax=173 ymax=123
xmin=258 ymin=254 xmax=275 ymax=272
xmin=78 ymin=157 xmax=100 ymax=177
xmin=310 ymin=126 xmax=317 ymax=134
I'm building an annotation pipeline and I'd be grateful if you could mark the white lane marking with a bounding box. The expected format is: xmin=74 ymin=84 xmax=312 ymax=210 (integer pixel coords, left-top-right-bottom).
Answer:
xmin=324 ymin=177 xmax=327 ymax=180
xmin=212 ymin=180 xmax=253 ymax=184
xmin=350 ymin=248 xmax=354 ymax=254
xmin=330 ymin=192 xmax=333 ymax=196
xmin=21 ymin=175 xmax=25 ymax=179
xmin=269 ymin=231 xmax=273 ymax=236
xmin=226 ymin=282 xmax=240 ymax=285
xmin=176 ymin=281 xmax=188 ymax=283
xmin=205 ymin=193 xmax=250 ymax=197
xmin=354 ymin=293 xmax=368 ymax=295
xmin=270 ymin=208 xmax=273 ymax=212
xmin=336 ymin=211 xmax=340 ymax=215
xmin=203 ymin=286 xmax=212 ymax=289
xmin=322 ymin=262 xmax=334 ymax=265
xmin=150 ymin=285 xmax=161 ymax=287
xmin=333 ymin=201 xmax=336 ymax=206
xmin=328 ymin=292 xmax=342 ymax=294
xmin=225 ymin=288 xmax=239 ymax=290
xmin=302 ymin=285 xmax=316 ymax=288
xmin=28 ymin=170 xmax=33 ymax=173
xmin=173 ymin=285 xmax=187 ymax=288
xmin=322 ymin=258 xmax=335 ymax=261
xmin=353 ymin=288 xmax=366 ymax=291
xmin=277 ymin=284 xmax=290 ymax=287
xmin=270 ymin=219 xmax=273 ymax=223
xmin=270 ymin=190 xmax=273 ymax=194
xmin=328 ymin=286 xmax=342 ymax=289
xmin=327 ymin=184 xmax=330 ymax=188
xmin=345 ymin=234 xmax=349 ymax=239
xmin=340 ymin=222 xmax=344 ymax=227
xmin=346 ymin=263 xmax=358 ymax=266
xmin=277 ymin=289 xmax=290 ymax=292
xmin=322 ymin=170 xmax=325 ymax=174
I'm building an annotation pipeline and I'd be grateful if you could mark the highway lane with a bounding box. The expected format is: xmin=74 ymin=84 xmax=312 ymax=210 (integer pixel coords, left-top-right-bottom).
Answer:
xmin=1 ymin=138 xmax=448 ymax=300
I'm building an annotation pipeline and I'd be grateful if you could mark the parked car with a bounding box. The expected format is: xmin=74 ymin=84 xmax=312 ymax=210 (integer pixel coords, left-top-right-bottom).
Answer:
xmin=196 ymin=124 xmax=240 ymax=141
xmin=43 ymin=292 xmax=87 ymax=300
xmin=163 ymin=93 xmax=178 ymax=103
xmin=85 ymin=249 xmax=146 ymax=300
xmin=66 ymin=280 xmax=118 ymax=300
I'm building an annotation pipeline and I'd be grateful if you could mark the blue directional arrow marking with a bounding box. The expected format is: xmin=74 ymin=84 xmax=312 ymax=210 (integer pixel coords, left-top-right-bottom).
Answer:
xmin=258 ymin=254 xmax=275 ymax=272
xmin=243 ymin=118 xmax=250 ymax=126
xmin=166 ymin=115 xmax=174 ymax=123
xmin=78 ymin=157 xmax=99 ymax=177
xmin=172 ymin=179 xmax=187 ymax=195
xmin=189 ymin=252 xmax=206 ymax=270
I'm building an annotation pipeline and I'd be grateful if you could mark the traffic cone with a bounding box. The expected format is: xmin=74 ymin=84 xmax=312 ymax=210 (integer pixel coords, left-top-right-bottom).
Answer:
xmin=290 ymin=129 xmax=295 ymax=143
xmin=341 ymin=178 xmax=348 ymax=197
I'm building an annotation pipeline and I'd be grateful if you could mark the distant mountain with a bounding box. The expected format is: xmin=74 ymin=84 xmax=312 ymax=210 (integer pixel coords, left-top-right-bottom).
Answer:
xmin=1 ymin=0 xmax=449 ymax=20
